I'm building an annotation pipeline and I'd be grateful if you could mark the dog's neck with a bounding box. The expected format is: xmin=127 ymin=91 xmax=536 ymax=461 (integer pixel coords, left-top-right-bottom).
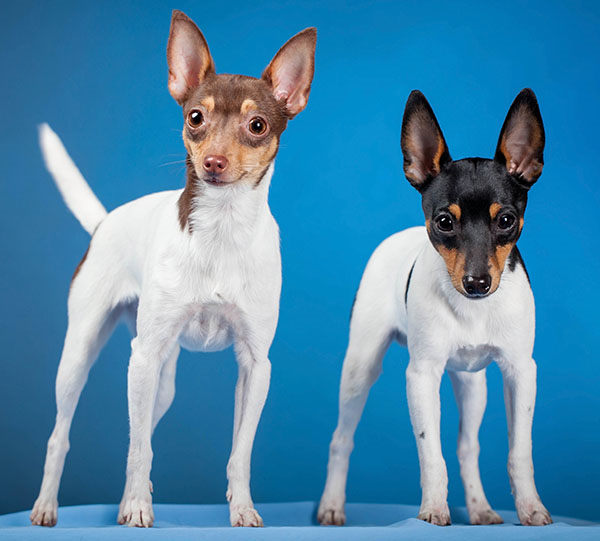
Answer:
xmin=178 ymin=157 xmax=275 ymax=248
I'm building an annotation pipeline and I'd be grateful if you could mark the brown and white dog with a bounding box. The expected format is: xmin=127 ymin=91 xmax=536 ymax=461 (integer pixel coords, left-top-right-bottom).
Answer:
xmin=31 ymin=10 xmax=316 ymax=528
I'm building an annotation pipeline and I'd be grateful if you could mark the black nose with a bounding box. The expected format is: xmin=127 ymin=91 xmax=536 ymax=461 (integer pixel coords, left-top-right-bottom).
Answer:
xmin=462 ymin=274 xmax=491 ymax=297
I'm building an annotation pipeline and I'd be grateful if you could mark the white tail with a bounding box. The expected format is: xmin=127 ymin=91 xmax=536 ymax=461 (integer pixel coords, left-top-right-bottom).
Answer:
xmin=38 ymin=123 xmax=107 ymax=235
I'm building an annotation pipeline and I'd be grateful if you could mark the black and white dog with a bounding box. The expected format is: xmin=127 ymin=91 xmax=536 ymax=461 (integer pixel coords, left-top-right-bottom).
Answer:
xmin=319 ymin=89 xmax=552 ymax=527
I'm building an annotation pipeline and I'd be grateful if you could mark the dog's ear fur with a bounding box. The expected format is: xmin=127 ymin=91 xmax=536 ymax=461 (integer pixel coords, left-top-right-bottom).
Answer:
xmin=495 ymin=88 xmax=545 ymax=185
xmin=167 ymin=10 xmax=215 ymax=104
xmin=401 ymin=90 xmax=451 ymax=190
xmin=262 ymin=28 xmax=317 ymax=119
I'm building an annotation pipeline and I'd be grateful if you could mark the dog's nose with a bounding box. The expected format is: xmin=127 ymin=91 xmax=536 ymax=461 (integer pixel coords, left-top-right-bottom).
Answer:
xmin=462 ymin=274 xmax=491 ymax=297
xmin=203 ymin=155 xmax=229 ymax=174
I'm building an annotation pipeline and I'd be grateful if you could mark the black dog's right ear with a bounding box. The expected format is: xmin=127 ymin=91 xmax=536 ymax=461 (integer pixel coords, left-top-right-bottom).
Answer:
xmin=401 ymin=90 xmax=451 ymax=191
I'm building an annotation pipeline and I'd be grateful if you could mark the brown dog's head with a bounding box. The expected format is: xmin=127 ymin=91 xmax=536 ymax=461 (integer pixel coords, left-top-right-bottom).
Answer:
xmin=167 ymin=10 xmax=316 ymax=188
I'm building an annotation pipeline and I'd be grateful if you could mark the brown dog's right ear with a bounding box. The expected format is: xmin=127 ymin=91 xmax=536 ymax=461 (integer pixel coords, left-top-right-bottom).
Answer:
xmin=401 ymin=90 xmax=451 ymax=190
xmin=167 ymin=10 xmax=215 ymax=104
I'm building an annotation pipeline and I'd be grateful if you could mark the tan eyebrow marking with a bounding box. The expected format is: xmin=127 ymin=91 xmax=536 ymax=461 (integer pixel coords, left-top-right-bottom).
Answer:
xmin=241 ymin=99 xmax=258 ymax=115
xmin=201 ymin=96 xmax=215 ymax=112
xmin=489 ymin=202 xmax=502 ymax=220
xmin=448 ymin=203 xmax=461 ymax=221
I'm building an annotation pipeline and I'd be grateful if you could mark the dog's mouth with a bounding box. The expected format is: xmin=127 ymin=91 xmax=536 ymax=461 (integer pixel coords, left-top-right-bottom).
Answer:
xmin=201 ymin=174 xmax=235 ymax=186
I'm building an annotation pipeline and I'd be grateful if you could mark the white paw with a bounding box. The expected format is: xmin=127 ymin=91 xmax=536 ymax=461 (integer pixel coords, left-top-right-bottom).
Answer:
xmin=417 ymin=504 xmax=451 ymax=526
xmin=118 ymin=497 xmax=154 ymax=528
xmin=317 ymin=498 xmax=346 ymax=526
xmin=469 ymin=506 xmax=503 ymax=525
xmin=229 ymin=504 xmax=263 ymax=527
xmin=30 ymin=498 xmax=58 ymax=527
xmin=516 ymin=500 xmax=552 ymax=526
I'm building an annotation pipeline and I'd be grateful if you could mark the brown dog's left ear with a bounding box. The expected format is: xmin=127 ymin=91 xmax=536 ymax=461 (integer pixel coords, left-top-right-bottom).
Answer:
xmin=495 ymin=89 xmax=545 ymax=185
xmin=262 ymin=28 xmax=317 ymax=119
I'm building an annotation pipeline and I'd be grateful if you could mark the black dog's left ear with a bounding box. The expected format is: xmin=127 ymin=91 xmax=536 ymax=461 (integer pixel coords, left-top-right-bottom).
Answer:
xmin=262 ymin=28 xmax=317 ymax=119
xmin=495 ymin=89 xmax=545 ymax=185
xmin=401 ymin=90 xmax=451 ymax=191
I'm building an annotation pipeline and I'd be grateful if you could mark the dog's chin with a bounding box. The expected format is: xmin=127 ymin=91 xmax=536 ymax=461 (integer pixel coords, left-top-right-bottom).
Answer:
xmin=201 ymin=175 xmax=237 ymax=187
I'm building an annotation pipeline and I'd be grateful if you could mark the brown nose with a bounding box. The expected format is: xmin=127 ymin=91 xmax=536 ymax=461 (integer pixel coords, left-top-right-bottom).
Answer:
xmin=203 ymin=155 xmax=228 ymax=174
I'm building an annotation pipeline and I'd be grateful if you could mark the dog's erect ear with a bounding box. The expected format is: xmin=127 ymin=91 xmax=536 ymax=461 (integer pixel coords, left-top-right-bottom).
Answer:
xmin=495 ymin=89 xmax=545 ymax=185
xmin=262 ymin=28 xmax=317 ymax=119
xmin=167 ymin=10 xmax=215 ymax=104
xmin=401 ymin=90 xmax=451 ymax=190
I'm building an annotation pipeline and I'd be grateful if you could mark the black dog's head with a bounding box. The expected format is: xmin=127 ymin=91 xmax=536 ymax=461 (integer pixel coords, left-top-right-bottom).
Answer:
xmin=400 ymin=89 xmax=545 ymax=298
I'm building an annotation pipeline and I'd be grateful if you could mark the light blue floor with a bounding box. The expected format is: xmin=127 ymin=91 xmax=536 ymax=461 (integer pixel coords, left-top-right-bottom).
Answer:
xmin=0 ymin=502 xmax=597 ymax=540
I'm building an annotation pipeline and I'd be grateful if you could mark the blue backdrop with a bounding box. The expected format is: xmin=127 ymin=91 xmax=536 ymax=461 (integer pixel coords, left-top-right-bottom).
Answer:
xmin=1 ymin=0 xmax=598 ymax=522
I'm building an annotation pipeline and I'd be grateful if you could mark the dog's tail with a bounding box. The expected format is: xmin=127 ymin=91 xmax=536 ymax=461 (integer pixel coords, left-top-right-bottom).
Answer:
xmin=38 ymin=123 xmax=108 ymax=235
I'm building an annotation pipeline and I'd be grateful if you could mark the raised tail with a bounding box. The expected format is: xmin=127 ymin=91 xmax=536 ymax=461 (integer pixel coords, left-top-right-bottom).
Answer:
xmin=38 ymin=123 xmax=107 ymax=235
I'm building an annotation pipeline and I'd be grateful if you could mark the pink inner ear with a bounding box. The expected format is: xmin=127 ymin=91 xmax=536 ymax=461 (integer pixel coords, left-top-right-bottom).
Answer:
xmin=272 ymin=56 xmax=308 ymax=112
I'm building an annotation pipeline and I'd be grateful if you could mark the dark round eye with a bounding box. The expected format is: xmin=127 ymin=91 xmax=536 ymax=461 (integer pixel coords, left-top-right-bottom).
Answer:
xmin=248 ymin=117 xmax=268 ymax=135
xmin=187 ymin=109 xmax=204 ymax=127
xmin=498 ymin=213 xmax=516 ymax=230
xmin=436 ymin=215 xmax=454 ymax=233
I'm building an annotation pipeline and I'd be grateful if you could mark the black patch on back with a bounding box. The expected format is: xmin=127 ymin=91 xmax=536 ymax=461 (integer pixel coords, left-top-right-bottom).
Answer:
xmin=508 ymin=245 xmax=530 ymax=284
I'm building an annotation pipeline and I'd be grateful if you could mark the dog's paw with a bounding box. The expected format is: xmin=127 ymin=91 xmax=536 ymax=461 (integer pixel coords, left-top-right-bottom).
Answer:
xmin=417 ymin=504 xmax=451 ymax=526
xmin=30 ymin=498 xmax=58 ymax=527
xmin=317 ymin=504 xmax=346 ymax=526
xmin=229 ymin=505 xmax=263 ymax=527
xmin=516 ymin=500 xmax=552 ymax=526
xmin=469 ymin=506 xmax=503 ymax=525
xmin=118 ymin=497 xmax=154 ymax=528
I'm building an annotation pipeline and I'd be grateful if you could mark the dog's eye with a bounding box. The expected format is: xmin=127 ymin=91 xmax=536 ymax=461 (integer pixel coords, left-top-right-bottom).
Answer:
xmin=248 ymin=117 xmax=268 ymax=136
xmin=436 ymin=215 xmax=454 ymax=233
xmin=187 ymin=109 xmax=204 ymax=127
xmin=498 ymin=213 xmax=516 ymax=230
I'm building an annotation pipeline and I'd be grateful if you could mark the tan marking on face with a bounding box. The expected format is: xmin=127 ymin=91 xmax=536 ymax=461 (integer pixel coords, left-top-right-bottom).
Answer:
xmin=240 ymin=99 xmax=258 ymax=116
xmin=519 ymin=217 xmax=524 ymax=232
xmin=488 ymin=242 xmax=516 ymax=294
xmin=437 ymin=245 xmax=467 ymax=292
xmin=234 ymin=135 xmax=279 ymax=178
xmin=200 ymin=96 xmax=215 ymax=112
xmin=448 ymin=203 xmax=461 ymax=221
xmin=489 ymin=202 xmax=502 ymax=220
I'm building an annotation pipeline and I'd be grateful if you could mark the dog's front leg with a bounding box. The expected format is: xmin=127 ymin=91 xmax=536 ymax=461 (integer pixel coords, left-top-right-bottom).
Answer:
xmin=226 ymin=337 xmax=271 ymax=527
xmin=499 ymin=359 xmax=552 ymax=526
xmin=119 ymin=306 xmax=185 ymax=528
xmin=406 ymin=358 xmax=451 ymax=526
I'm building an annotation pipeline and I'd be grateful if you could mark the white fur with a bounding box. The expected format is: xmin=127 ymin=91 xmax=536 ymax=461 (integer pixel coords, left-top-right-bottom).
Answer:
xmin=318 ymin=226 xmax=552 ymax=526
xmin=31 ymin=128 xmax=280 ymax=528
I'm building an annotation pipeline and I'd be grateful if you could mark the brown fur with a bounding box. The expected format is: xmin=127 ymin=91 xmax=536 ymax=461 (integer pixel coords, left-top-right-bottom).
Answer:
xmin=489 ymin=202 xmax=502 ymax=220
xmin=438 ymin=246 xmax=467 ymax=292
xmin=488 ymin=242 xmax=515 ymax=293
xmin=448 ymin=203 xmax=462 ymax=221
xmin=71 ymin=245 xmax=90 ymax=286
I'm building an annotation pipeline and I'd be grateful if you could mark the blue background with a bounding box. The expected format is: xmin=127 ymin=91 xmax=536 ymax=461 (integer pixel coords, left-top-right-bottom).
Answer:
xmin=1 ymin=0 xmax=599 ymax=522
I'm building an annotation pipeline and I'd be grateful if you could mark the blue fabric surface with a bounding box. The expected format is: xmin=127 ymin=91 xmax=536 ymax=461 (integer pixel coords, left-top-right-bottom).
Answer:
xmin=0 ymin=503 xmax=597 ymax=540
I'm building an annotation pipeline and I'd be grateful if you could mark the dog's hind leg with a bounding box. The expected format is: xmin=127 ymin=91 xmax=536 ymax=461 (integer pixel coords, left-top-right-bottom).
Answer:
xmin=30 ymin=253 xmax=122 ymax=527
xmin=318 ymin=294 xmax=394 ymax=526
xmin=450 ymin=370 xmax=503 ymax=525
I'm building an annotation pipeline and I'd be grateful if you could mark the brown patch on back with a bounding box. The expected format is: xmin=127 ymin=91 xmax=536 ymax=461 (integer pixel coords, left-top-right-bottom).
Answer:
xmin=71 ymin=245 xmax=90 ymax=287
xmin=448 ymin=203 xmax=461 ymax=221
xmin=489 ymin=202 xmax=502 ymax=220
